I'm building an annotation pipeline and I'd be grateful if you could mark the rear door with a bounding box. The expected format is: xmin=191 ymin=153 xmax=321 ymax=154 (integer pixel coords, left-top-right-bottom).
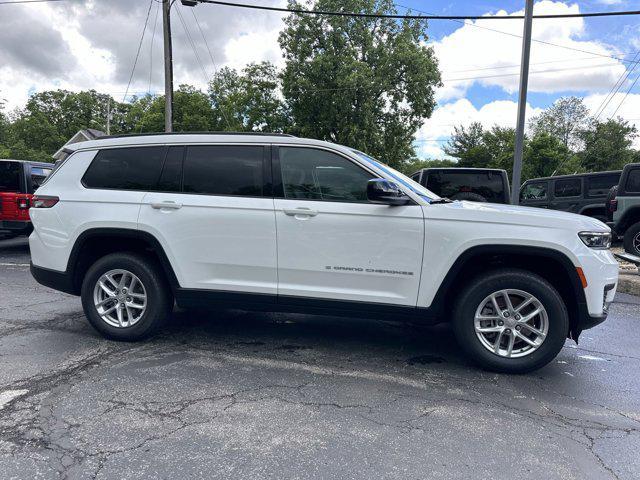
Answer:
xmin=0 ymin=161 xmax=26 ymax=223
xmin=273 ymin=146 xmax=424 ymax=306
xmin=138 ymin=144 xmax=278 ymax=295
xmin=551 ymin=178 xmax=583 ymax=213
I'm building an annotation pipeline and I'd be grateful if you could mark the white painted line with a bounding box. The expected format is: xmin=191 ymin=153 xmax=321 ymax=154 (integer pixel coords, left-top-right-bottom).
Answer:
xmin=577 ymin=354 xmax=607 ymax=362
xmin=0 ymin=389 xmax=28 ymax=410
xmin=0 ymin=263 xmax=30 ymax=267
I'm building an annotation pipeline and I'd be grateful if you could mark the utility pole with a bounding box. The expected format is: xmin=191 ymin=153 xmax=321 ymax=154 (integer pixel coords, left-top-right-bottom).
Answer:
xmin=511 ymin=0 xmax=534 ymax=205
xmin=106 ymin=97 xmax=111 ymax=135
xmin=162 ymin=0 xmax=174 ymax=133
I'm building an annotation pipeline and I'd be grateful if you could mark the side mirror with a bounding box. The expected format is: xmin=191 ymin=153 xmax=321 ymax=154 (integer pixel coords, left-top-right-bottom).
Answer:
xmin=367 ymin=179 xmax=412 ymax=206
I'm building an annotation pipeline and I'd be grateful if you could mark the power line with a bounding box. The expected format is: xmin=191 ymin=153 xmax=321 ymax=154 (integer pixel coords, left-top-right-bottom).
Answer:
xmin=611 ymin=72 xmax=640 ymax=118
xmin=395 ymin=3 xmax=637 ymax=66
xmin=594 ymin=51 xmax=640 ymax=119
xmin=193 ymin=1 xmax=640 ymax=20
xmin=122 ymin=0 xmax=154 ymax=102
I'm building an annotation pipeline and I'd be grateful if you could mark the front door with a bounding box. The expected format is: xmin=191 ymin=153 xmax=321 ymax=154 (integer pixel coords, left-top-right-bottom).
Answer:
xmin=273 ymin=146 xmax=424 ymax=306
xmin=138 ymin=144 xmax=278 ymax=294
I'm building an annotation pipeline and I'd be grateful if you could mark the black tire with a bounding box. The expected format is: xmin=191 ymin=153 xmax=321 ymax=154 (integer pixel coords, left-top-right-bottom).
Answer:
xmin=605 ymin=186 xmax=618 ymax=223
xmin=623 ymin=221 xmax=640 ymax=256
xmin=81 ymin=252 xmax=173 ymax=341
xmin=450 ymin=192 xmax=487 ymax=202
xmin=452 ymin=268 xmax=569 ymax=374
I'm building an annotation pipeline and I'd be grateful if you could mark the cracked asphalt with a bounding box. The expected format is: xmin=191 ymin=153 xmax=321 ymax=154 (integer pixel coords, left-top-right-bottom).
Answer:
xmin=0 ymin=237 xmax=639 ymax=479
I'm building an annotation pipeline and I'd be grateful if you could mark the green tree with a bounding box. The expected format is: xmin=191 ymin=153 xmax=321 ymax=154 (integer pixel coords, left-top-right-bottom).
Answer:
xmin=279 ymin=0 xmax=441 ymax=168
xmin=444 ymin=122 xmax=492 ymax=168
xmin=209 ymin=62 xmax=289 ymax=132
xmin=523 ymin=132 xmax=574 ymax=179
xmin=529 ymin=96 xmax=591 ymax=151
xmin=577 ymin=118 xmax=637 ymax=172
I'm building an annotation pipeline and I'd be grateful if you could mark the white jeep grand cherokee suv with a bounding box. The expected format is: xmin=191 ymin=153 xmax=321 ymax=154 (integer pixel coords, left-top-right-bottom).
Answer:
xmin=29 ymin=133 xmax=618 ymax=373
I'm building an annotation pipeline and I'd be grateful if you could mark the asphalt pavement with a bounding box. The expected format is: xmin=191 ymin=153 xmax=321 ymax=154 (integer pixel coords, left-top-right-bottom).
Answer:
xmin=0 ymin=236 xmax=639 ymax=479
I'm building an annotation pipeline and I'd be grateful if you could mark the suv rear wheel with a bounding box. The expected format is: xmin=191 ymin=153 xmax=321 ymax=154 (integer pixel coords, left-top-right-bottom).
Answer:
xmin=623 ymin=221 xmax=640 ymax=256
xmin=81 ymin=252 xmax=173 ymax=341
xmin=452 ymin=268 xmax=569 ymax=373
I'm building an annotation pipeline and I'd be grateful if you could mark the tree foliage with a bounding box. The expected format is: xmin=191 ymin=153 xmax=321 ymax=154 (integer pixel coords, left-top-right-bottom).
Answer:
xmin=279 ymin=0 xmax=441 ymax=167
xmin=529 ymin=96 xmax=591 ymax=150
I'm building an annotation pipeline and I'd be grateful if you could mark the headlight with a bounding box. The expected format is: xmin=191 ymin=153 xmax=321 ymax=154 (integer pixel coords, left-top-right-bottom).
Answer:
xmin=578 ymin=231 xmax=611 ymax=249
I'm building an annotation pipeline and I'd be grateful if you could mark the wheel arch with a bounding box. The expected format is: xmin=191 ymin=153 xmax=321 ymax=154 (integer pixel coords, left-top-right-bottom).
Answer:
xmin=616 ymin=206 xmax=640 ymax=234
xmin=67 ymin=228 xmax=179 ymax=295
xmin=431 ymin=245 xmax=588 ymax=339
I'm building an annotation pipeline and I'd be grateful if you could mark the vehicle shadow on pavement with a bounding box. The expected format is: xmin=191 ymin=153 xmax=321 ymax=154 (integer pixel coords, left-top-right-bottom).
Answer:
xmin=155 ymin=306 xmax=468 ymax=371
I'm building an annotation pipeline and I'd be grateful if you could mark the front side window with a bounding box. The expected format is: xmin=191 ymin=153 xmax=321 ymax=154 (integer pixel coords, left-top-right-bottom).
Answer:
xmin=183 ymin=145 xmax=264 ymax=196
xmin=83 ymin=147 xmax=166 ymax=191
xmin=554 ymin=178 xmax=582 ymax=198
xmin=520 ymin=182 xmax=547 ymax=200
xmin=626 ymin=169 xmax=640 ymax=193
xmin=279 ymin=147 xmax=372 ymax=202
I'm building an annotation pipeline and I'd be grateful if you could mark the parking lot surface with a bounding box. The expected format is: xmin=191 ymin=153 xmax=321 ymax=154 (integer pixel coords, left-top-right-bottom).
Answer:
xmin=1 ymin=237 xmax=639 ymax=479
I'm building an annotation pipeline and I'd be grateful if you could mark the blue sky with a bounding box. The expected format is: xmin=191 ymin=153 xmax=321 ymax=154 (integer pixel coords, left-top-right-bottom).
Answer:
xmin=1 ymin=0 xmax=639 ymax=158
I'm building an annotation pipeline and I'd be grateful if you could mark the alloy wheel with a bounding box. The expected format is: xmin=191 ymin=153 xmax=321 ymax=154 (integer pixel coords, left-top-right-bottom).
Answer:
xmin=93 ymin=269 xmax=147 ymax=328
xmin=474 ymin=289 xmax=549 ymax=358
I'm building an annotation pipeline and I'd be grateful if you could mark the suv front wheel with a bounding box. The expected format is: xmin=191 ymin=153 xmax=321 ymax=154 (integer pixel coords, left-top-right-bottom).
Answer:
xmin=81 ymin=252 xmax=173 ymax=341
xmin=452 ymin=269 xmax=569 ymax=373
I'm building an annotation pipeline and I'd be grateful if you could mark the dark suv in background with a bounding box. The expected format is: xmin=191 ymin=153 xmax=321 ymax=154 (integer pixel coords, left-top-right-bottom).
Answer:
xmin=411 ymin=168 xmax=511 ymax=204
xmin=519 ymin=171 xmax=621 ymax=222
xmin=606 ymin=163 xmax=640 ymax=255
xmin=0 ymin=159 xmax=53 ymax=238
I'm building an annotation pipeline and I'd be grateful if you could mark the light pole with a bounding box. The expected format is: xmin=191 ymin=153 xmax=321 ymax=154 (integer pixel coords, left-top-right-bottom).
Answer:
xmin=163 ymin=0 xmax=199 ymax=133
xmin=511 ymin=0 xmax=534 ymax=205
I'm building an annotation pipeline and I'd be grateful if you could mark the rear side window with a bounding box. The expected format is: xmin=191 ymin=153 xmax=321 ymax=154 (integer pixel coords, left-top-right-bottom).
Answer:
xmin=0 ymin=162 xmax=21 ymax=192
xmin=626 ymin=169 xmax=640 ymax=193
xmin=183 ymin=145 xmax=264 ymax=196
xmin=279 ymin=147 xmax=372 ymax=202
xmin=520 ymin=182 xmax=547 ymax=200
xmin=554 ymin=178 xmax=582 ymax=198
xmin=157 ymin=147 xmax=183 ymax=192
xmin=30 ymin=166 xmax=52 ymax=190
xmin=426 ymin=171 xmax=505 ymax=202
xmin=83 ymin=147 xmax=166 ymax=191
xmin=587 ymin=174 xmax=620 ymax=197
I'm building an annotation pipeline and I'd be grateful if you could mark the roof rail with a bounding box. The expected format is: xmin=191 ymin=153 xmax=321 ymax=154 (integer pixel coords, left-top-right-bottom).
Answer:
xmin=100 ymin=131 xmax=296 ymax=139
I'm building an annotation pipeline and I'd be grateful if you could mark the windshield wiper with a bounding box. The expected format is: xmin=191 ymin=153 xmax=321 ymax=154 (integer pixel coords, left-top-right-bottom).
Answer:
xmin=429 ymin=198 xmax=453 ymax=204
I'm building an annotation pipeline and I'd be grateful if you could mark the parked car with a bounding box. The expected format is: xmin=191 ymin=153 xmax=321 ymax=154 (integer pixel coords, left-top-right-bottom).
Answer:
xmin=0 ymin=159 xmax=53 ymax=238
xmin=29 ymin=133 xmax=618 ymax=373
xmin=606 ymin=163 xmax=640 ymax=256
xmin=411 ymin=167 xmax=510 ymax=204
xmin=519 ymin=171 xmax=621 ymax=222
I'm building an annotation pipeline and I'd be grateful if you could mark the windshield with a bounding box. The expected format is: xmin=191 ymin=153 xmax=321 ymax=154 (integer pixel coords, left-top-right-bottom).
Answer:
xmin=352 ymin=150 xmax=441 ymax=202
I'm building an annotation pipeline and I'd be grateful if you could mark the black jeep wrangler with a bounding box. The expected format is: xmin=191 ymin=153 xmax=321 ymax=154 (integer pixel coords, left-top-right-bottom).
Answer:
xmin=519 ymin=171 xmax=621 ymax=222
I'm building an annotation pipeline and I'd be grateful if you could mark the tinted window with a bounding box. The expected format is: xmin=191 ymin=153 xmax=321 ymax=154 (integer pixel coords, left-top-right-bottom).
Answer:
xmin=279 ymin=147 xmax=372 ymax=202
xmin=83 ymin=147 xmax=166 ymax=191
xmin=626 ymin=169 xmax=640 ymax=193
xmin=30 ymin=166 xmax=52 ymax=190
xmin=520 ymin=182 xmax=547 ymax=200
xmin=587 ymin=174 xmax=620 ymax=197
xmin=157 ymin=147 xmax=183 ymax=192
xmin=554 ymin=178 xmax=582 ymax=198
xmin=0 ymin=162 xmax=21 ymax=192
xmin=183 ymin=145 xmax=263 ymax=196
xmin=426 ymin=171 xmax=505 ymax=201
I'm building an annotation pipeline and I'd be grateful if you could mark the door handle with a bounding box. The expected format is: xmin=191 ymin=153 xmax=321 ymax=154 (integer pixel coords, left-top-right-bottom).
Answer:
xmin=283 ymin=207 xmax=318 ymax=217
xmin=151 ymin=201 xmax=182 ymax=210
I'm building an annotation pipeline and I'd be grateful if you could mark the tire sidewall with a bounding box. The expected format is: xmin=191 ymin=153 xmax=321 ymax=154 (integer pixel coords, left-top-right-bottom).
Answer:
xmin=453 ymin=269 xmax=569 ymax=373
xmin=81 ymin=253 xmax=171 ymax=341
xmin=623 ymin=222 xmax=640 ymax=256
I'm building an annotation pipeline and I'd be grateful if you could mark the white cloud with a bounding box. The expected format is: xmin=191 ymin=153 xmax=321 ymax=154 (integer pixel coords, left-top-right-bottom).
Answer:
xmin=431 ymin=1 xmax=627 ymax=102
xmin=584 ymin=92 xmax=640 ymax=148
xmin=415 ymin=99 xmax=544 ymax=159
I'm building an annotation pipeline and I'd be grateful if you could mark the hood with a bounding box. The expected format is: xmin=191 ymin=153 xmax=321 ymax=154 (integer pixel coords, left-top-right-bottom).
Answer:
xmin=425 ymin=200 xmax=610 ymax=233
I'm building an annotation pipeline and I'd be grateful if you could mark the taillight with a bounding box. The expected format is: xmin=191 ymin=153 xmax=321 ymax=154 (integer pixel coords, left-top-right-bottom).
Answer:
xmin=609 ymin=199 xmax=618 ymax=212
xmin=31 ymin=195 xmax=59 ymax=208
xmin=17 ymin=197 xmax=30 ymax=209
